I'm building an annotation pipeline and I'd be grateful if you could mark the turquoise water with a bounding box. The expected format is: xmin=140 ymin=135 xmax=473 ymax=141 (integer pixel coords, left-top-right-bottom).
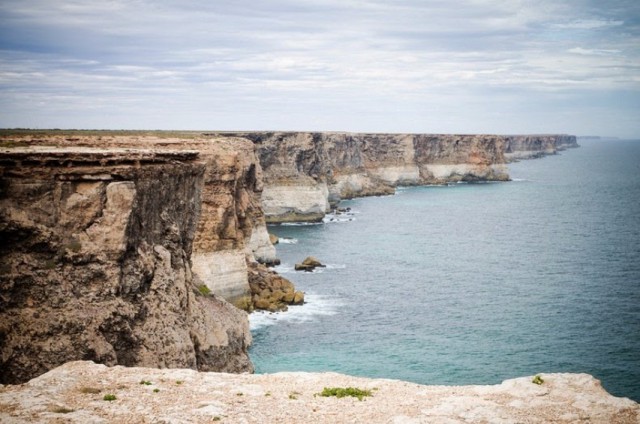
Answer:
xmin=249 ymin=139 xmax=640 ymax=401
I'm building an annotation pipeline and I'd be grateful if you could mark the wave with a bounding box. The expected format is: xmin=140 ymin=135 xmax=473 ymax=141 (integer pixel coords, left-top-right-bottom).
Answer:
xmin=277 ymin=237 xmax=298 ymax=244
xmin=280 ymin=222 xmax=322 ymax=226
xmin=249 ymin=293 xmax=344 ymax=330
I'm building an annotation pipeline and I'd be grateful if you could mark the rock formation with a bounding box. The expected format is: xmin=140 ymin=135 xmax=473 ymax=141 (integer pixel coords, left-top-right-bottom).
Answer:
xmin=1 ymin=361 xmax=637 ymax=423
xmin=0 ymin=146 xmax=253 ymax=384
xmin=504 ymin=134 xmax=579 ymax=162
xmin=216 ymin=132 xmax=511 ymax=222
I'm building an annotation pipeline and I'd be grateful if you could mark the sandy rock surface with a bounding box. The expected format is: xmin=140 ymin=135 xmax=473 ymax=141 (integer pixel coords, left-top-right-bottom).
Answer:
xmin=1 ymin=361 xmax=637 ymax=423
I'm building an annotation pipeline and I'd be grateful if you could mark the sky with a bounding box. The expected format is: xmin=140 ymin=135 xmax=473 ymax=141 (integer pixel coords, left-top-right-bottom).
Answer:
xmin=1 ymin=0 xmax=639 ymax=137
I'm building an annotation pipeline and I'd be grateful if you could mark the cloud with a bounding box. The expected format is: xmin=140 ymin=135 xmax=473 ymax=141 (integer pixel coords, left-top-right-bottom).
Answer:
xmin=0 ymin=0 xmax=639 ymax=137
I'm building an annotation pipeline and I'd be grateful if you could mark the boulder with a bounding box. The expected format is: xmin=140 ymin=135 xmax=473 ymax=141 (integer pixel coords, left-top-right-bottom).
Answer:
xmin=295 ymin=256 xmax=326 ymax=272
xmin=269 ymin=233 xmax=279 ymax=245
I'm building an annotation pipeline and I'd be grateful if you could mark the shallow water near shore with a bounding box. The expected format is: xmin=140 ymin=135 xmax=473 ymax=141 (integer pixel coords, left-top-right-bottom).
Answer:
xmin=249 ymin=139 xmax=640 ymax=401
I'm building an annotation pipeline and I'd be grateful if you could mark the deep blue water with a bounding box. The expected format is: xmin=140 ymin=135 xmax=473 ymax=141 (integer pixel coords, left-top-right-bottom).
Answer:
xmin=249 ymin=139 xmax=640 ymax=401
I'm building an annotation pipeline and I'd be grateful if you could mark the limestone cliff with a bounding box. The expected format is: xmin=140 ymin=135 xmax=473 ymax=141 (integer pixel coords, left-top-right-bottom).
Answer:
xmin=218 ymin=132 xmax=510 ymax=222
xmin=504 ymin=134 xmax=579 ymax=162
xmin=0 ymin=146 xmax=253 ymax=384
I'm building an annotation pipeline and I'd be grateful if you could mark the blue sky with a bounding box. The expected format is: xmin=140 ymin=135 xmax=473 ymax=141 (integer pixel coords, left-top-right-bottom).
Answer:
xmin=1 ymin=0 xmax=639 ymax=137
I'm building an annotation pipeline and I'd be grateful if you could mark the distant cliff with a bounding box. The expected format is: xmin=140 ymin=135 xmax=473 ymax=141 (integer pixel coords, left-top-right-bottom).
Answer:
xmin=504 ymin=134 xmax=579 ymax=162
xmin=217 ymin=132 xmax=511 ymax=222
xmin=0 ymin=145 xmax=253 ymax=384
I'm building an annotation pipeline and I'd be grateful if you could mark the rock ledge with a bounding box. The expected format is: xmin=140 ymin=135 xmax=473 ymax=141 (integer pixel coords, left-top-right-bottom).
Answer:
xmin=0 ymin=361 xmax=637 ymax=423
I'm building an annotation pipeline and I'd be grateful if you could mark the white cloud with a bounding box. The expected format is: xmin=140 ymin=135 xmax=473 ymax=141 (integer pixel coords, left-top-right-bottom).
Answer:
xmin=0 ymin=0 xmax=639 ymax=137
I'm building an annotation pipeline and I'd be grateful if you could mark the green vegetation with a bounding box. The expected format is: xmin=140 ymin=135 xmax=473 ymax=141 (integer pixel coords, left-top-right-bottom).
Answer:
xmin=236 ymin=392 xmax=243 ymax=396
xmin=288 ymin=391 xmax=301 ymax=400
xmin=176 ymin=380 xmax=183 ymax=385
xmin=153 ymin=388 xmax=160 ymax=393
xmin=532 ymin=375 xmax=544 ymax=385
xmin=317 ymin=387 xmax=372 ymax=401
xmin=198 ymin=284 xmax=212 ymax=296
xmin=264 ymin=391 xmax=271 ymax=397
xmin=103 ymin=394 xmax=117 ymax=401
xmin=79 ymin=387 xmax=101 ymax=394
xmin=139 ymin=380 xmax=152 ymax=385
xmin=52 ymin=406 xmax=74 ymax=413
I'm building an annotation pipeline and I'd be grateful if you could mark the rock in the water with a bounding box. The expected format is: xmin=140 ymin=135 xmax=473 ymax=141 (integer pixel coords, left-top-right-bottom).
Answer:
xmin=295 ymin=256 xmax=325 ymax=272
xmin=269 ymin=233 xmax=279 ymax=245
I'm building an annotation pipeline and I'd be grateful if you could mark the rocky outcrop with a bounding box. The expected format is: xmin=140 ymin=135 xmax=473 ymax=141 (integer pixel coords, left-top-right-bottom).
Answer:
xmin=0 ymin=146 xmax=253 ymax=384
xmin=1 ymin=361 xmax=637 ymax=423
xmin=247 ymin=262 xmax=304 ymax=312
xmin=504 ymin=134 xmax=579 ymax=162
xmin=216 ymin=132 xmax=511 ymax=222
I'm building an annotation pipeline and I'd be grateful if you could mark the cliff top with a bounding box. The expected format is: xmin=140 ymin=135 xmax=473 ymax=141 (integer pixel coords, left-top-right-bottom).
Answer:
xmin=0 ymin=361 xmax=636 ymax=423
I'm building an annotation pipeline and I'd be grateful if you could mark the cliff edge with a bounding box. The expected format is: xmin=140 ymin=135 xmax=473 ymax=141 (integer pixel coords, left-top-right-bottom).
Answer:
xmin=0 ymin=361 xmax=637 ymax=423
xmin=0 ymin=143 xmax=254 ymax=384
xmin=217 ymin=132 xmax=513 ymax=222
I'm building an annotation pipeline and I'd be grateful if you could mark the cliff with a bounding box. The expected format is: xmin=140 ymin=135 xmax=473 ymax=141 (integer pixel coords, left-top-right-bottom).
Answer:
xmin=217 ymin=132 xmax=510 ymax=222
xmin=0 ymin=146 xmax=253 ymax=384
xmin=504 ymin=134 xmax=579 ymax=162
xmin=1 ymin=361 xmax=637 ymax=423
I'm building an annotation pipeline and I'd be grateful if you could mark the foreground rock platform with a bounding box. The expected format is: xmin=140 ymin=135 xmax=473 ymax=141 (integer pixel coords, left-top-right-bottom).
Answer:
xmin=0 ymin=361 xmax=637 ymax=423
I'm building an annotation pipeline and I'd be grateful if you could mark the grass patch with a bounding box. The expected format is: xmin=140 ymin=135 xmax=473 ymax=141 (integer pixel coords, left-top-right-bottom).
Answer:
xmin=139 ymin=380 xmax=152 ymax=385
xmin=198 ymin=284 xmax=211 ymax=296
xmin=103 ymin=394 xmax=117 ymax=401
xmin=532 ymin=375 xmax=544 ymax=385
xmin=79 ymin=387 xmax=101 ymax=394
xmin=318 ymin=387 xmax=372 ymax=401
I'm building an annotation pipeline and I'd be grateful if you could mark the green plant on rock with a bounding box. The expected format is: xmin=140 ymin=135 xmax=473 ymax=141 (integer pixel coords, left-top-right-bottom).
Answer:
xmin=140 ymin=380 xmax=152 ymax=385
xmin=197 ymin=284 xmax=211 ymax=296
xmin=153 ymin=388 xmax=160 ymax=393
xmin=103 ymin=394 xmax=117 ymax=401
xmin=318 ymin=387 xmax=372 ymax=401
xmin=532 ymin=375 xmax=544 ymax=385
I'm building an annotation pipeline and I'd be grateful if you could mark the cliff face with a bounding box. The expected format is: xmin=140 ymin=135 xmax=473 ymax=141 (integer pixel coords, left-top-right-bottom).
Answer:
xmin=219 ymin=132 xmax=510 ymax=222
xmin=0 ymin=146 xmax=253 ymax=384
xmin=504 ymin=135 xmax=579 ymax=162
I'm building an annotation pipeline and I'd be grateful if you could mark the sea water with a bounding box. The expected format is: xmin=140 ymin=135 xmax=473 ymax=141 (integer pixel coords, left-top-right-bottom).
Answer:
xmin=249 ymin=139 xmax=640 ymax=401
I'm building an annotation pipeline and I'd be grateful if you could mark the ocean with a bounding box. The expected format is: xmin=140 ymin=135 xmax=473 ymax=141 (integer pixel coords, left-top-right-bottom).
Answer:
xmin=249 ymin=139 xmax=640 ymax=402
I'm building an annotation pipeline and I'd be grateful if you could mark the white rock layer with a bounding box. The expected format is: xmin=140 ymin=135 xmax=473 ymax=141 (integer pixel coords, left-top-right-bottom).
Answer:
xmin=191 ymin=249 xmax=249 ymax=300
xmin=261 ymin=184 xmax=330 ymax=221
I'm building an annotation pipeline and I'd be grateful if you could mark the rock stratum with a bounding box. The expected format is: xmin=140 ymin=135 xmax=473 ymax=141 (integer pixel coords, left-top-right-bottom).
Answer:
xmin=216 ymin=132 xmax=577 ymax=223
xmin=0 ymin=361 xmax=637 ymax=423
xmin=1 ymin=130 xmax=578 ymax=389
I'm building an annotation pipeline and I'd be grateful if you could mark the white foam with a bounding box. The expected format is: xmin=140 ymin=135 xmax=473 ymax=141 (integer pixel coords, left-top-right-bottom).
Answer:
xmin=249 ymin=293 xmax=344 ymax=330
xmin=322 ymin=211 xmax=357 ymax=223
xmin=277 ymin=237 xmax=298 ymax=244
xmin=280 ymin=222 xmax=322 ymax=226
